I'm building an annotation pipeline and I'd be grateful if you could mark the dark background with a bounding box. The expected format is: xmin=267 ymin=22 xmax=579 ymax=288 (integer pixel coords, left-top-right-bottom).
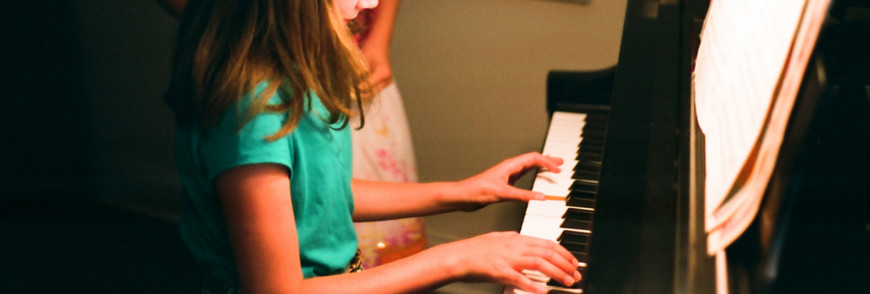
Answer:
xmin=1 ymin=0 xmax=200 ymax=292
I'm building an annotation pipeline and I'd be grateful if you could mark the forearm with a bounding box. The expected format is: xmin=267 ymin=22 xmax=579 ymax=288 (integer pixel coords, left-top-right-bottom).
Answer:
xmin=352 ymin=152 xmax=562 ymax=221
xmin=302 ymin=245 xmax=459 ymax=293
xmin=351 ymin=179 xmax=471 ymax=222
xmin=361 ymin=0 xmax=400 ymax=51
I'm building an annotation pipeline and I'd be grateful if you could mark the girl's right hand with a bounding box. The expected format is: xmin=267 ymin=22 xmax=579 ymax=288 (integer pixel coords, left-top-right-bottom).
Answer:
xmin=432 ymin=231 xmax=582 ymax=294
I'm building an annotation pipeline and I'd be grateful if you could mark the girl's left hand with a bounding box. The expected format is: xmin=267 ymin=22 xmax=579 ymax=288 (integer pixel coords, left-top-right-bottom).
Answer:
xmin=454 ymin=152 xmax=563 ymax=210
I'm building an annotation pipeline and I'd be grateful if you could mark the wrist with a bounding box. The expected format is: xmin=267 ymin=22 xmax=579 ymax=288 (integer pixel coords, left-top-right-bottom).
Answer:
xmin=437 ymin=181 xmax=480 ymax=211
xmin=426 ymin=243 xmax=466 ymax=282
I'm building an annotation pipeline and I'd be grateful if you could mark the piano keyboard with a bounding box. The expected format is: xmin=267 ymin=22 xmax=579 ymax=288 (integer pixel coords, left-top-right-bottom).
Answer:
xmin=504 ymin=110 xmax=609 ymax=294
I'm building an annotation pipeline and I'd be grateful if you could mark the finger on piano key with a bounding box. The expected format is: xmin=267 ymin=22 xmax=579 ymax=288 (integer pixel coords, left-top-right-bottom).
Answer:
xmin=535 ymin=163 xmax=576 ymax=184
xmin=521 ymin=269 xmax=550 ymax=282
xmin=557 ymin=231 xmax=590 ymax=267
xmin=545 ymin=195 xmax=567 ymax=201
xmin=533 ymin=166 xmax=576 ymax=192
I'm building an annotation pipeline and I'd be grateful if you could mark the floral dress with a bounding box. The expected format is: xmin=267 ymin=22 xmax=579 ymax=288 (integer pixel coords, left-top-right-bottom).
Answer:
xmin=350 ymin=83 xmax=427 ymax=268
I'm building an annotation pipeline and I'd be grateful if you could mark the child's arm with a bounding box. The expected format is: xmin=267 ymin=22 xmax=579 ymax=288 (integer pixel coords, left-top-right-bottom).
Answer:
xmin=218 ymin=161 xmax=578 ymax=294
xmin=358 ymin=0 xmax=401 ymax=93
xmin=351 ymin=152 xmax=563 ymax=221
xmin=303 ymin=231 xmax=580 ymax=294
xmin=216 ymin=163 xmax=304 ymax=293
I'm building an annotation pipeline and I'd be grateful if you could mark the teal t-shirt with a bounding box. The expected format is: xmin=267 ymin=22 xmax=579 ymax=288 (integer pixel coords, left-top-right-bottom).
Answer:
xmin=174 ymin=85 xmax=358 ymax=284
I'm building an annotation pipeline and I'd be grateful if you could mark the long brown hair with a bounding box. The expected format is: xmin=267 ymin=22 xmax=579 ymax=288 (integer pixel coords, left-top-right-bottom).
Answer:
xmin=166 ymin=0 xmax=371 ymax=140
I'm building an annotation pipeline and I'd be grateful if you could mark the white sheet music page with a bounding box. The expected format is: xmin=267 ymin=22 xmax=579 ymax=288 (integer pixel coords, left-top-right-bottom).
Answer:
xmin=693 ymin=0 xmax=831 ymax=262
xmin=694 ymin=0 xmax=806 ymax=231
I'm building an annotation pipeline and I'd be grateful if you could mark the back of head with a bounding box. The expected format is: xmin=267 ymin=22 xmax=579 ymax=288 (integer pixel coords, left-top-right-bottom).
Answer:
xmin=166 ymin=0 xmax=371 ymax=138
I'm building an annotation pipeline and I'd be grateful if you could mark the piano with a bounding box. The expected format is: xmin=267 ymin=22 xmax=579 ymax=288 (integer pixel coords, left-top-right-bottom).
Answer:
xmin=506 ymin=0 xmax=870 ymax=293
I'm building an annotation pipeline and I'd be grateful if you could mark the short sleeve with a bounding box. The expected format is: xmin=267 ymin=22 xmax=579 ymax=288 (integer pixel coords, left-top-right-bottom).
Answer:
xmin=199 ymin=91 xmax=292 ymax=182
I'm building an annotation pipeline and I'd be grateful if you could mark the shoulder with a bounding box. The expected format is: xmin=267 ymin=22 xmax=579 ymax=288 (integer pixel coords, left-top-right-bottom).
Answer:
xmin=196 ymin=82 xmax=296 ymax=180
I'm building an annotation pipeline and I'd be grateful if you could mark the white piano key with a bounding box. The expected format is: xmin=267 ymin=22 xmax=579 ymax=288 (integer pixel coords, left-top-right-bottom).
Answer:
xmin=519 ymin=214 xmax=591 ymax=241
xmin=504 ymin=284 xmax=584 ymax=294
xmin=531 ymin=177 xmax=571 ymax=197
xmin=524 ymin=199 xmax=569 ymax=217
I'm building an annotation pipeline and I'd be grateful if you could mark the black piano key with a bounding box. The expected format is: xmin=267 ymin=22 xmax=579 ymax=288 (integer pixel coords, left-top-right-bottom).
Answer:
xmin=571 ymin=170 xmax=599 ymax=182
xmin=562 ymin=208 xmax=593 ymax=221
xmin=581 ymin=125 xmax=607 ymax=135
xmin=562 ymin=242 xmax=589 ymax=255
xmin=570 ymin=181 xmax=597 ymax=193
xmin=577 ymin=153 xmax=603 ymax=164
xmin=583 ymin=128 xmax=608 ymax=141
xmin=585 ymin=122 xmax=608 ymax=131
xmin=577 ymin=138 xmax=604 ymax=149
xmin=580 ymin=128 xmax=607 ymax=140
xmin=566 ymin=196 xmax=595 ymax=208
xmin=579 ymin=136 xmax=605 ymax=146
xmin=575 ymin=158 xmax=601 ymax=168
xmin=567 ymin=250 xmax=588 ymax=262
xmin=578 ymin=139 xmax=603 ymax=147
xmin=558 ymin=230 xmax=590 ymax=244
xmin=566 ymin=190 xmax=596 ymax=208
xmin=574 ymin=152 xmax=601 ymax=163
xmin=577 ymin=142 xmax=603 ymax=151
xmin=585 ymin=112 xmax=609 ymax=122
xmin=577 ymin=149 xmax=603 ymax=159
xmin=561 ymin=208 xmax=594 ymax=230
xmin=574 ymin=160 xmax=601 ymax=172
xmin=558 ymin=231 xmax=590 ymax=255
xmin=576 ymin=147 xmax=602 ymax=157
xmin=572 ymin=167 xmax=599 ymax=177
xmin=560 ymin=219 xmax=592 ymax=231
xmin=572 ymin=178 xmax=599 ymax=187
xmin=568 ymin=190 xmax=596 ymax=200
xmin=579 ymin=141 xmax=604 ymax=152
xmin=582 ymin=120 xmax=607 ymax=129
xmin=578 ymin=149 xmax=603 ymax=160
xmin=580 ymin=139 xmax=604 ymax=147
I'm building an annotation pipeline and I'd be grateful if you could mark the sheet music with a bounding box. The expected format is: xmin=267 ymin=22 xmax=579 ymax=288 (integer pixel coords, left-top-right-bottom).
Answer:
xmin=694 ymin=0 xmax=806 ymax=233
xmin=693 ymin=0 xmax=831 ymax=283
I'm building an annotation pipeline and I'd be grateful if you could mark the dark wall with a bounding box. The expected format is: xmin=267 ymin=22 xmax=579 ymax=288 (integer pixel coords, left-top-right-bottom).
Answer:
xmin=1 ymin=1 xmax=199 ymax=291
xmin=2 ymin=1 xmax=89 ymax=199
xmin=3 ymin=0 xmax=183 ymax=218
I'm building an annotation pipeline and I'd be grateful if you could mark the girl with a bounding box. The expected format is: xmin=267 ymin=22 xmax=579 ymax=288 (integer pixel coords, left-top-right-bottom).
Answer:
xmin=165 ymin=0 xmax=582 ymax=293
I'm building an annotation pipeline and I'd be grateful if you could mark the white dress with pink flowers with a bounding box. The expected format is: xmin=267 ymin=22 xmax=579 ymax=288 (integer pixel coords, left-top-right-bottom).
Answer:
xmin=349 ymin=82 xmax=427 ymax=268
